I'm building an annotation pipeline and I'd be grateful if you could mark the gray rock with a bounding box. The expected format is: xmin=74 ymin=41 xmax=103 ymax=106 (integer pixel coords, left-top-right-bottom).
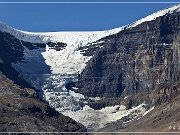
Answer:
xmin=76 ymin=12 xmax=180 ymax=109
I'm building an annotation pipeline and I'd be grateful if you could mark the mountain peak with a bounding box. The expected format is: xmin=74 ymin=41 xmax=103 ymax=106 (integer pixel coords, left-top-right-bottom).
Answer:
xmin=128 ymin=4 xmax=180 ymax=28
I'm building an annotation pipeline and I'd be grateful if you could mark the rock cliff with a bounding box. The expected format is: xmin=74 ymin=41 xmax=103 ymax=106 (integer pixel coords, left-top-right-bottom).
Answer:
xmin=76 ymin=12 xmax=180 ymax=109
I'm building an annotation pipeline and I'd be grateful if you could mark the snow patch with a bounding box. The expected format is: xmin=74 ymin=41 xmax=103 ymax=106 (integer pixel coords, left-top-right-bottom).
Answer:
xmin=89 ymin=97 xmax=102 ymax=101
xmin=142 ymin=106 xmax=154 ymax=117
xmin=128 ymin=4 xmax=180 ymax=28
xmin=62 ymin=103 xmax=152 ymax=131
xmin=69 ymin=90 xmax=85 ymax=100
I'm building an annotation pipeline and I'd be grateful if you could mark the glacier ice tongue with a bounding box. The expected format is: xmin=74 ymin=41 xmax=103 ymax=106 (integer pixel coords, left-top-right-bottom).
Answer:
xmin=42 ymin=74 xmax=87 ymax=112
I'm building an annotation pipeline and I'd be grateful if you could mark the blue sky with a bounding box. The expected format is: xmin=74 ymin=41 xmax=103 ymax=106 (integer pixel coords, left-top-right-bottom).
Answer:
xmin=0 ymin=0 xmax=179 ymax=32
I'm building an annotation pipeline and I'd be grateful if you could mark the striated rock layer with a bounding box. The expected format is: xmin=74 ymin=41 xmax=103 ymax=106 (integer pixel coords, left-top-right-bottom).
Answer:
xmin=76 ymin=12 xmax=180 ymax=109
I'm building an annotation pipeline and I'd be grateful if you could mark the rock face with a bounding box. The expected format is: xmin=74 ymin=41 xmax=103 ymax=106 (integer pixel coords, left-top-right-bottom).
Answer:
xmin=76 ymin=12 xmax=180 ymax=108
xmin=0 ymin=31 xmax=32 ymax=88
xmin=0 ymin=73 xmax=86 ymax=132
xmin=47 ymin=42 xmax=67 ymax=51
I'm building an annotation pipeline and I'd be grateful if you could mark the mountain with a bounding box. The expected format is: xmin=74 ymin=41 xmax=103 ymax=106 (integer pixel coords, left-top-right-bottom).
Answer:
xmin=77 ymin=4 xmax=180 ymax=106
xmin=0 ymin=4 xmax=179 ymax=132
xmin=0 ymin=73 xmax=86 ymax=132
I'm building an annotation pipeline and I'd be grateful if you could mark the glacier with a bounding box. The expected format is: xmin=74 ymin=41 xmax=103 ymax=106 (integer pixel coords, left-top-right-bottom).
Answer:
xmin=2 ymin=4 xmax=179 ymax=130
